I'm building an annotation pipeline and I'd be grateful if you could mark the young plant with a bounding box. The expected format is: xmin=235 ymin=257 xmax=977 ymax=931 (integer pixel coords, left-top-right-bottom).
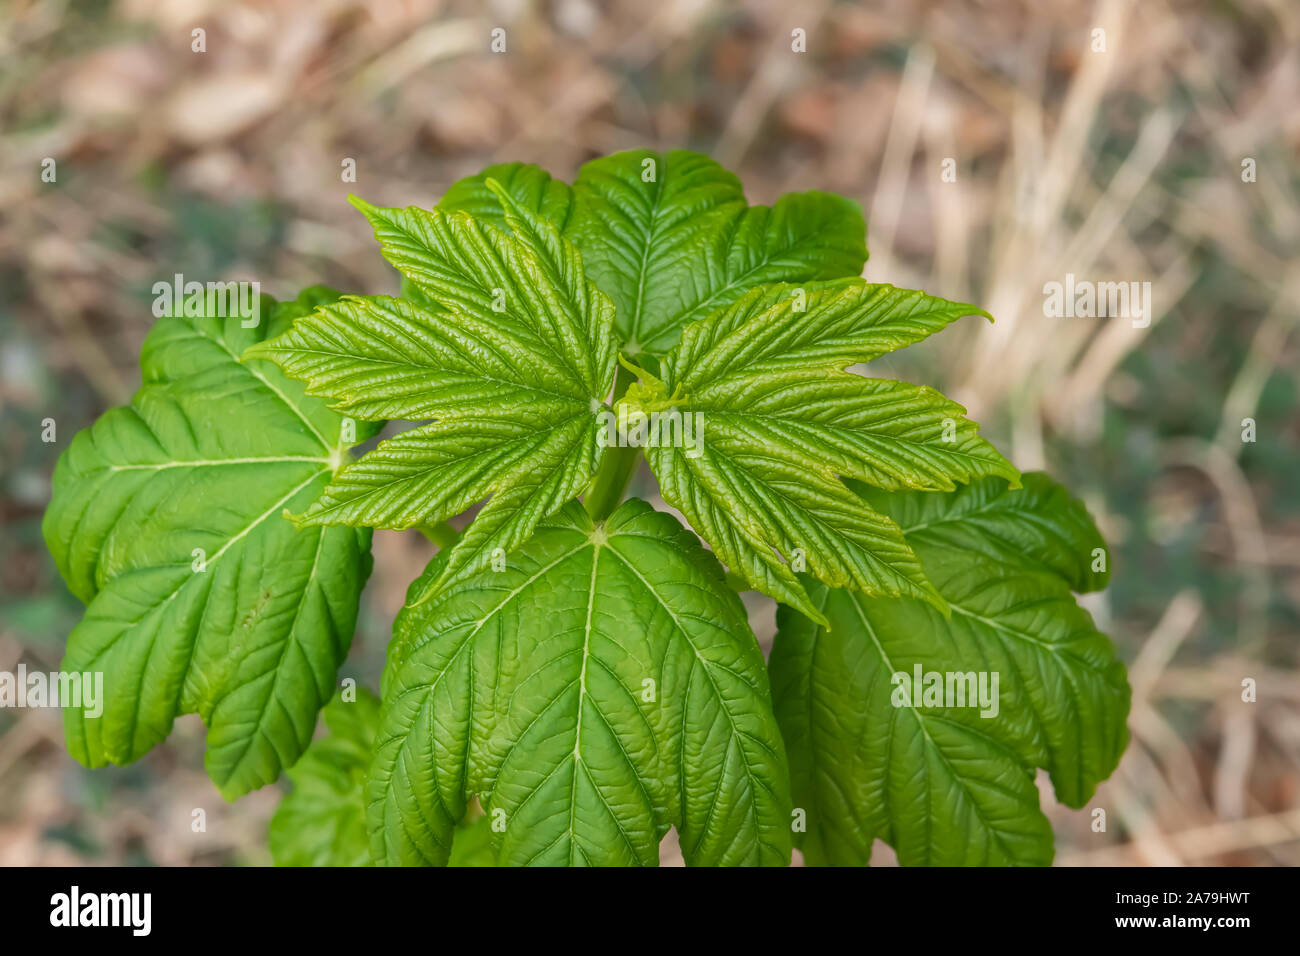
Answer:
xmin=44 ymin=149 xmax=1130 ymax=866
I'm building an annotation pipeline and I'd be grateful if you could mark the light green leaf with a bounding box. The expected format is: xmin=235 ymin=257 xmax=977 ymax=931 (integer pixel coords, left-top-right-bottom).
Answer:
xmin=643 ymin=433 xmax=944 ymax=627
xmin=688 ymin=371 xmax=1020 ymax=493
xmin=249 ymin=184 xmax=618 ymax=602
xmin=400 ymin=162 xmax=576 ymax=314
xmin=293 ymin=413 xmax=602 ymax=587
xmin=568 ymin=149 xmax=867 ymax=356
xmin=348 ymin=187 xmax=613 ymax=396
xmin=236 ymin=294 xmax=587 ymax=422
xmin=634 ymin=278 xmax=1015 ymax=623
xmin=769 ymin=474 xmax=1130 ymax=865
xmin=42 ymin=288 xmax=375 ymax=798
xmin=664 ymin=280 xmax=991 ymax=387
xmin=367 ymin=499 xmax=792 ymax=866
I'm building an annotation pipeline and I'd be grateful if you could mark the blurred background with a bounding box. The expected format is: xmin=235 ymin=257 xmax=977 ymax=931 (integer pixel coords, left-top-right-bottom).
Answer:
xmin=1 ymin=0 xmax=1298 ymax=866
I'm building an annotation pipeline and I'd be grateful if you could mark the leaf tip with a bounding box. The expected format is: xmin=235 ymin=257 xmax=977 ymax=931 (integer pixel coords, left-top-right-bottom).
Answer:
xmin=347 ymin=193 xmax=380 ymax=218
xmin=406 ymin=559 xmax=457 ymax=609
xmin=482 ymin=176 xmax=517 ymax=213
xmin=239 ymin=340 xmax=270 ymax=362
xmin=796 ymin=598 xmax=831 ymax=630
xmin=405 ymin=576 xmax=439 ymax=609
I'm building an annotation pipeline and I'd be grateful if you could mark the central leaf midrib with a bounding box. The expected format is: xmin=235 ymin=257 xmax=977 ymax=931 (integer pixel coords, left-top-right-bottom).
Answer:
xmin=256 ymin=343 xmax=591 ymax=406
xmin=306 ymin=413 xmax=589 ymax=524
xmin=699 ymin=405 xmax=1011 ymax=473
xmin=684 ymin=443 xmax=931 ymax=601
xmin=383 ymin=209 xmax=598 ymax=394
xmin=626 ymin=172 xmax=667 ymax=344
xmin=565 ymin=537 xmax=601 ymax=864
xmin=107 ymin=455 xmax=330 ymax=473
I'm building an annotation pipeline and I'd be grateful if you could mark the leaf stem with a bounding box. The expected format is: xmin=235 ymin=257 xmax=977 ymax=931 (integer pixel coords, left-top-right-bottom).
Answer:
xmin=584 ymin=363 xmax=641 ymax=522
xmin=417 ymin=521 xmax=460 ymax=550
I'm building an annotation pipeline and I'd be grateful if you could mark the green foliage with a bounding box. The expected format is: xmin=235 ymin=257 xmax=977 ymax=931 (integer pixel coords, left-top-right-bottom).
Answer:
xmin=246 ymin=184 xmax=617 ymax=604
xmin=368 ymin=500 xmax=790 ymax=866
xmin=566 ymin=150 xmax=868 ymax=357
xmin=632 ymin=280 xmax=1019 ymax=625
xmin=43 ymin=287 xmax=374 ymax=799
xmin=270 ymin=687 xmax=499 ymax=866
xmin=44 ymin=149 xmax=1131 ymax=866
xmin=769 ymin=474 xmax=1129 ymax=865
